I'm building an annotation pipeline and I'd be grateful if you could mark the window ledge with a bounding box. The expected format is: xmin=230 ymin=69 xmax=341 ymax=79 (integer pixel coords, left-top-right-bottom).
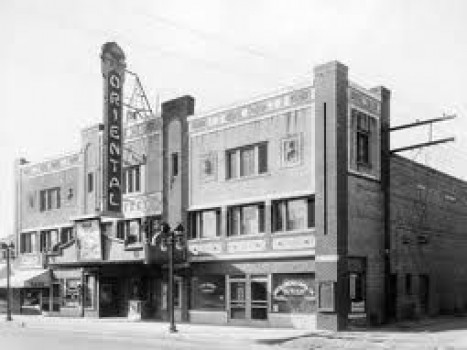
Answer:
xmin=226 ymin=233 xmax=267 ymax=240
xmin=272 ymin=228 xmax=316 ymax=236
xmin=124 ymin=243 xmax=143 ymax=251
xmin=225 ymin=172 xmax=270 ymax=183
xmin=123 ymin=191 xmax=145 ymax=199
xmin=189 ymin=237 xmax=221 ymax=242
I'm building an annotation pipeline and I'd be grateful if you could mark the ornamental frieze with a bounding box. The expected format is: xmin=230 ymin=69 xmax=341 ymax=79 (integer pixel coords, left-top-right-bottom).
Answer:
xmin=189 ymin=87 xmax=314 ymax=133
xmin=349 ymin=88 xmax=381 ymax=116
xmin=22 ymin=154 xmax=80 ymax=177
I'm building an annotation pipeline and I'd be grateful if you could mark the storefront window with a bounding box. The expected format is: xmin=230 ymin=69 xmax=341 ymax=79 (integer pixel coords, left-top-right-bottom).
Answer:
xmin=192 ymin=275 xmax=225 ymax=310
xmin=272 ymin=273 xmax=316 ymax=313
xmin=61 ymin=278 xmax=80 ymax=308
xmin=22 ymin=290 xmax=41 ymax=311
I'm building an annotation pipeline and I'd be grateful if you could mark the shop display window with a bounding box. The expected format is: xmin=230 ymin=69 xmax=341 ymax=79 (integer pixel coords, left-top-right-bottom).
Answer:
xmin=192 ymin=275 xmax=225 ymax=310
xmin=271 ymin=273 xmax=316 ymax=313
xmin=61 ymin=278 xmax=80 ymax=308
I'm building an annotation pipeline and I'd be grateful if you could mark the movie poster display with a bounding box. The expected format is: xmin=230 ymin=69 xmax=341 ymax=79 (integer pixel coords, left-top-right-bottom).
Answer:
xmin=77 ymin=219 xmax=102 ymax=261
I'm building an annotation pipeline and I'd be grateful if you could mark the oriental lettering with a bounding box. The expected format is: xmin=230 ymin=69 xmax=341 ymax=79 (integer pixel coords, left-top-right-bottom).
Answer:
xmin=105 ymin=70 xmax=123 ymax=213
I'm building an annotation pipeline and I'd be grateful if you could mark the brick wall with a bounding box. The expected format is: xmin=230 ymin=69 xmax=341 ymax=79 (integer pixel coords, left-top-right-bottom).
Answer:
xmin=347 ymin=174 xmax=385 ymax=323
xmin=390 ymin=155 xmax=467 ymax=318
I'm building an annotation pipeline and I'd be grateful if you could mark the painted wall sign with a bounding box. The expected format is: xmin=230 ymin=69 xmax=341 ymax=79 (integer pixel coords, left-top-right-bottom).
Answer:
xmin=273 ymin=279 xmax=316 ymax=301
xmin=104 ymin=70 xmax=123 ymax=214
xmin=77 ymin=219 xmax=102 ymax=261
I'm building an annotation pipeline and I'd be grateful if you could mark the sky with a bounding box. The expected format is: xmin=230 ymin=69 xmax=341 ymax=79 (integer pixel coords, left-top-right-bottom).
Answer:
xmin=0 ymin=0 xmax=466 ymax=239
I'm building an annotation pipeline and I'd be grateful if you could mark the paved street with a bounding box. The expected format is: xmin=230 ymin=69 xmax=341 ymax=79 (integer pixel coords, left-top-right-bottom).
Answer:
xmin=1 ymin=315 xmax=467 ymax=349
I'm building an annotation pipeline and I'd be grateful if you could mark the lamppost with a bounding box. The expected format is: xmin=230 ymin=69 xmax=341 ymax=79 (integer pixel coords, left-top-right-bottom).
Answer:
xmin=1 ymin=242 xmax=14 ymax=322
xmin=160 ymin=223 xmax=185 ymax=333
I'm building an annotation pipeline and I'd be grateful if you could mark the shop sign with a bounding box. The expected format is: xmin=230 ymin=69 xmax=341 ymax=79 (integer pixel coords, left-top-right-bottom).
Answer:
xmin=273 ymin=280 xmax=315 ymax=301
xmin=198 ymin=282 xmax=217 ymax=294
xmin=104 ymin=69 xmax=123 ymax=214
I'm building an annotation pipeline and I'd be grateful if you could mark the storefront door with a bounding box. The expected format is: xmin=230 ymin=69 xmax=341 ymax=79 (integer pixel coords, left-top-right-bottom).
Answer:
xmin=100 ymin=278 xmax=119 ymax=317
xmin=228 ymin=275 xmax=268 ymax=323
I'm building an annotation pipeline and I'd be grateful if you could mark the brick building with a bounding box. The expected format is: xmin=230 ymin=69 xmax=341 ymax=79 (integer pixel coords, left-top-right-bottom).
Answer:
xmin=2 ymin=43 xmax=467 ymax=330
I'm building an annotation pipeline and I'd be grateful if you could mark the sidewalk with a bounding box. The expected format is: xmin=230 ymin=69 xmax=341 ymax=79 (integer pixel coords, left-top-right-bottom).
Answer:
xmin=2 ymin=314 xmax=467 ymax=349
xmin=0 ymin=314 xmax=310 ymax=343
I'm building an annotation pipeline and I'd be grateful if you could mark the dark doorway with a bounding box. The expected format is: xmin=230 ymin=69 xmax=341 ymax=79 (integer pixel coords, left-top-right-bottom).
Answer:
xmin=100 ymin=278 xmax=120 ymax=317
xmin=419 ymin=274 xmax=429 ymax=315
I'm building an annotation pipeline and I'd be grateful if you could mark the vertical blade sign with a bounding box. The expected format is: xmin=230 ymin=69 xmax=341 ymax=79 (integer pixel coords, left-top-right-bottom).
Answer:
xmin=106 ymin=70 xmax=123 ymax=213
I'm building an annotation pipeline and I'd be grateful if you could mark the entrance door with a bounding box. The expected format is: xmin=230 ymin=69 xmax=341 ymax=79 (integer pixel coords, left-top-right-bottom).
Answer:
xmin=228 ymin=275 xmax=268 ymax=323
xmin=100 ymin=278 xmax=119 ymax=317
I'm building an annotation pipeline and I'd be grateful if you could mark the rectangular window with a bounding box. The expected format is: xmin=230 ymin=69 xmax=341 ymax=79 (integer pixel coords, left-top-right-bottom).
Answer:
xmin=172 ymin=152 xmax=179 ymax=177
xmin=240 ymin=146 xmax=255 ymax=177
xmin=60 ymin=227 xmax=74 ymax=244
xmin=40 ymin=230 xmax=52 ymax=252
xmin=191 ymin=275 xmax=226 ymax=310
xmin=117 ymin=219 xmax=142 ymax=244
xmin=20 ymin=232 xmax=35 ymax=253
xmin=226 ymin=142 xmax=268 ymax=180
xmin=123 ymin=165 xmax=142 ymax=194
xmin=87 ymin=173 xmax=94 ymax=193
xmin=353 ymin=109 xmax=371 ymax=166
xmin=190 ymin=209 xmax=221 ymax=239
xmin=39 ymin=188 xmax=61 ymax=212
xmin=226 ymin=150 xmax=237 ymax=179
xmin=272 ymin=273 xmax=316 ymax=313
xmin=258 ymin=142 xmax=268 ymax=173
xmin=228 ymin=203 xmax=265 ymax=236
xmin=272 ymin=196 xmax=315 ymax=232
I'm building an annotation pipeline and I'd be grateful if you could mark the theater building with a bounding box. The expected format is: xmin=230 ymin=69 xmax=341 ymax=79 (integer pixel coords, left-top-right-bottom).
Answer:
xmin=6 ymin=43 xmax=467 ymax=330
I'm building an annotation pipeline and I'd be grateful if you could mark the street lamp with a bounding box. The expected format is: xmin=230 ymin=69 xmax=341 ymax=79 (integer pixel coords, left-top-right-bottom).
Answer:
xmin=1 ymin=242 xmax=14 ymax=322
xmin=160 ymin=222 xmax=185 ymax=333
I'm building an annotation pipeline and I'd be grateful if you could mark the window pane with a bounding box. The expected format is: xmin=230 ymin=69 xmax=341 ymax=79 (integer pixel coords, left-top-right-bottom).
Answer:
xmin=272 ymin=202 xmax=284 ymax=232
xmin=240 ymin=147 xmax=254 ymax=177
xmin=286 ymin=199 xmax=307 ymax=230
xmin=40 ymin=191 xmax=46 ymax=211
xmin=201 ymin=210 xmax=218 ymax=238
xmin=122 ymin=170 xmax=127 ymax=194
xmin=357 ymin=133 xmax=370 ymax=164
xmin=47 ymin=190 xmax=53 ymax=210
xmin=88 ymin=173 xmax=93 ymax=193
xmin=56 ymin=189 xmax=61 ymax=209
xmin=242 ymin=205 xmax=258 ymax=235
xmin=128 ymin=169 xmax=134 ymax=192
xmin=307 ymin=198 xmax=315 ymax=228
xmin=135 ymin=166 xmax=141 ymax=192
xmin=258 ymin=143 xmax=268 ymax=173
xmin=228 ymin=207 xmax=240 ymax=236
xmin=127 ymin=220 xmax=140 ymax=243
xmin=258 ymin=204 xmax=265 ymax=233
xmin=226 ymin=151 xmax=237 ymax=179
xmin=172 ymin=153 xmax=179 ymax=177
xmin=192 ymin=275 xmax=225 ymax=310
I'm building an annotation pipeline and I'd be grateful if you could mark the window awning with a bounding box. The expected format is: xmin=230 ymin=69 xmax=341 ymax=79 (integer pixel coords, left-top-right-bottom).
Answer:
xmin=0 ymin=268 xmax=51 ymax=288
